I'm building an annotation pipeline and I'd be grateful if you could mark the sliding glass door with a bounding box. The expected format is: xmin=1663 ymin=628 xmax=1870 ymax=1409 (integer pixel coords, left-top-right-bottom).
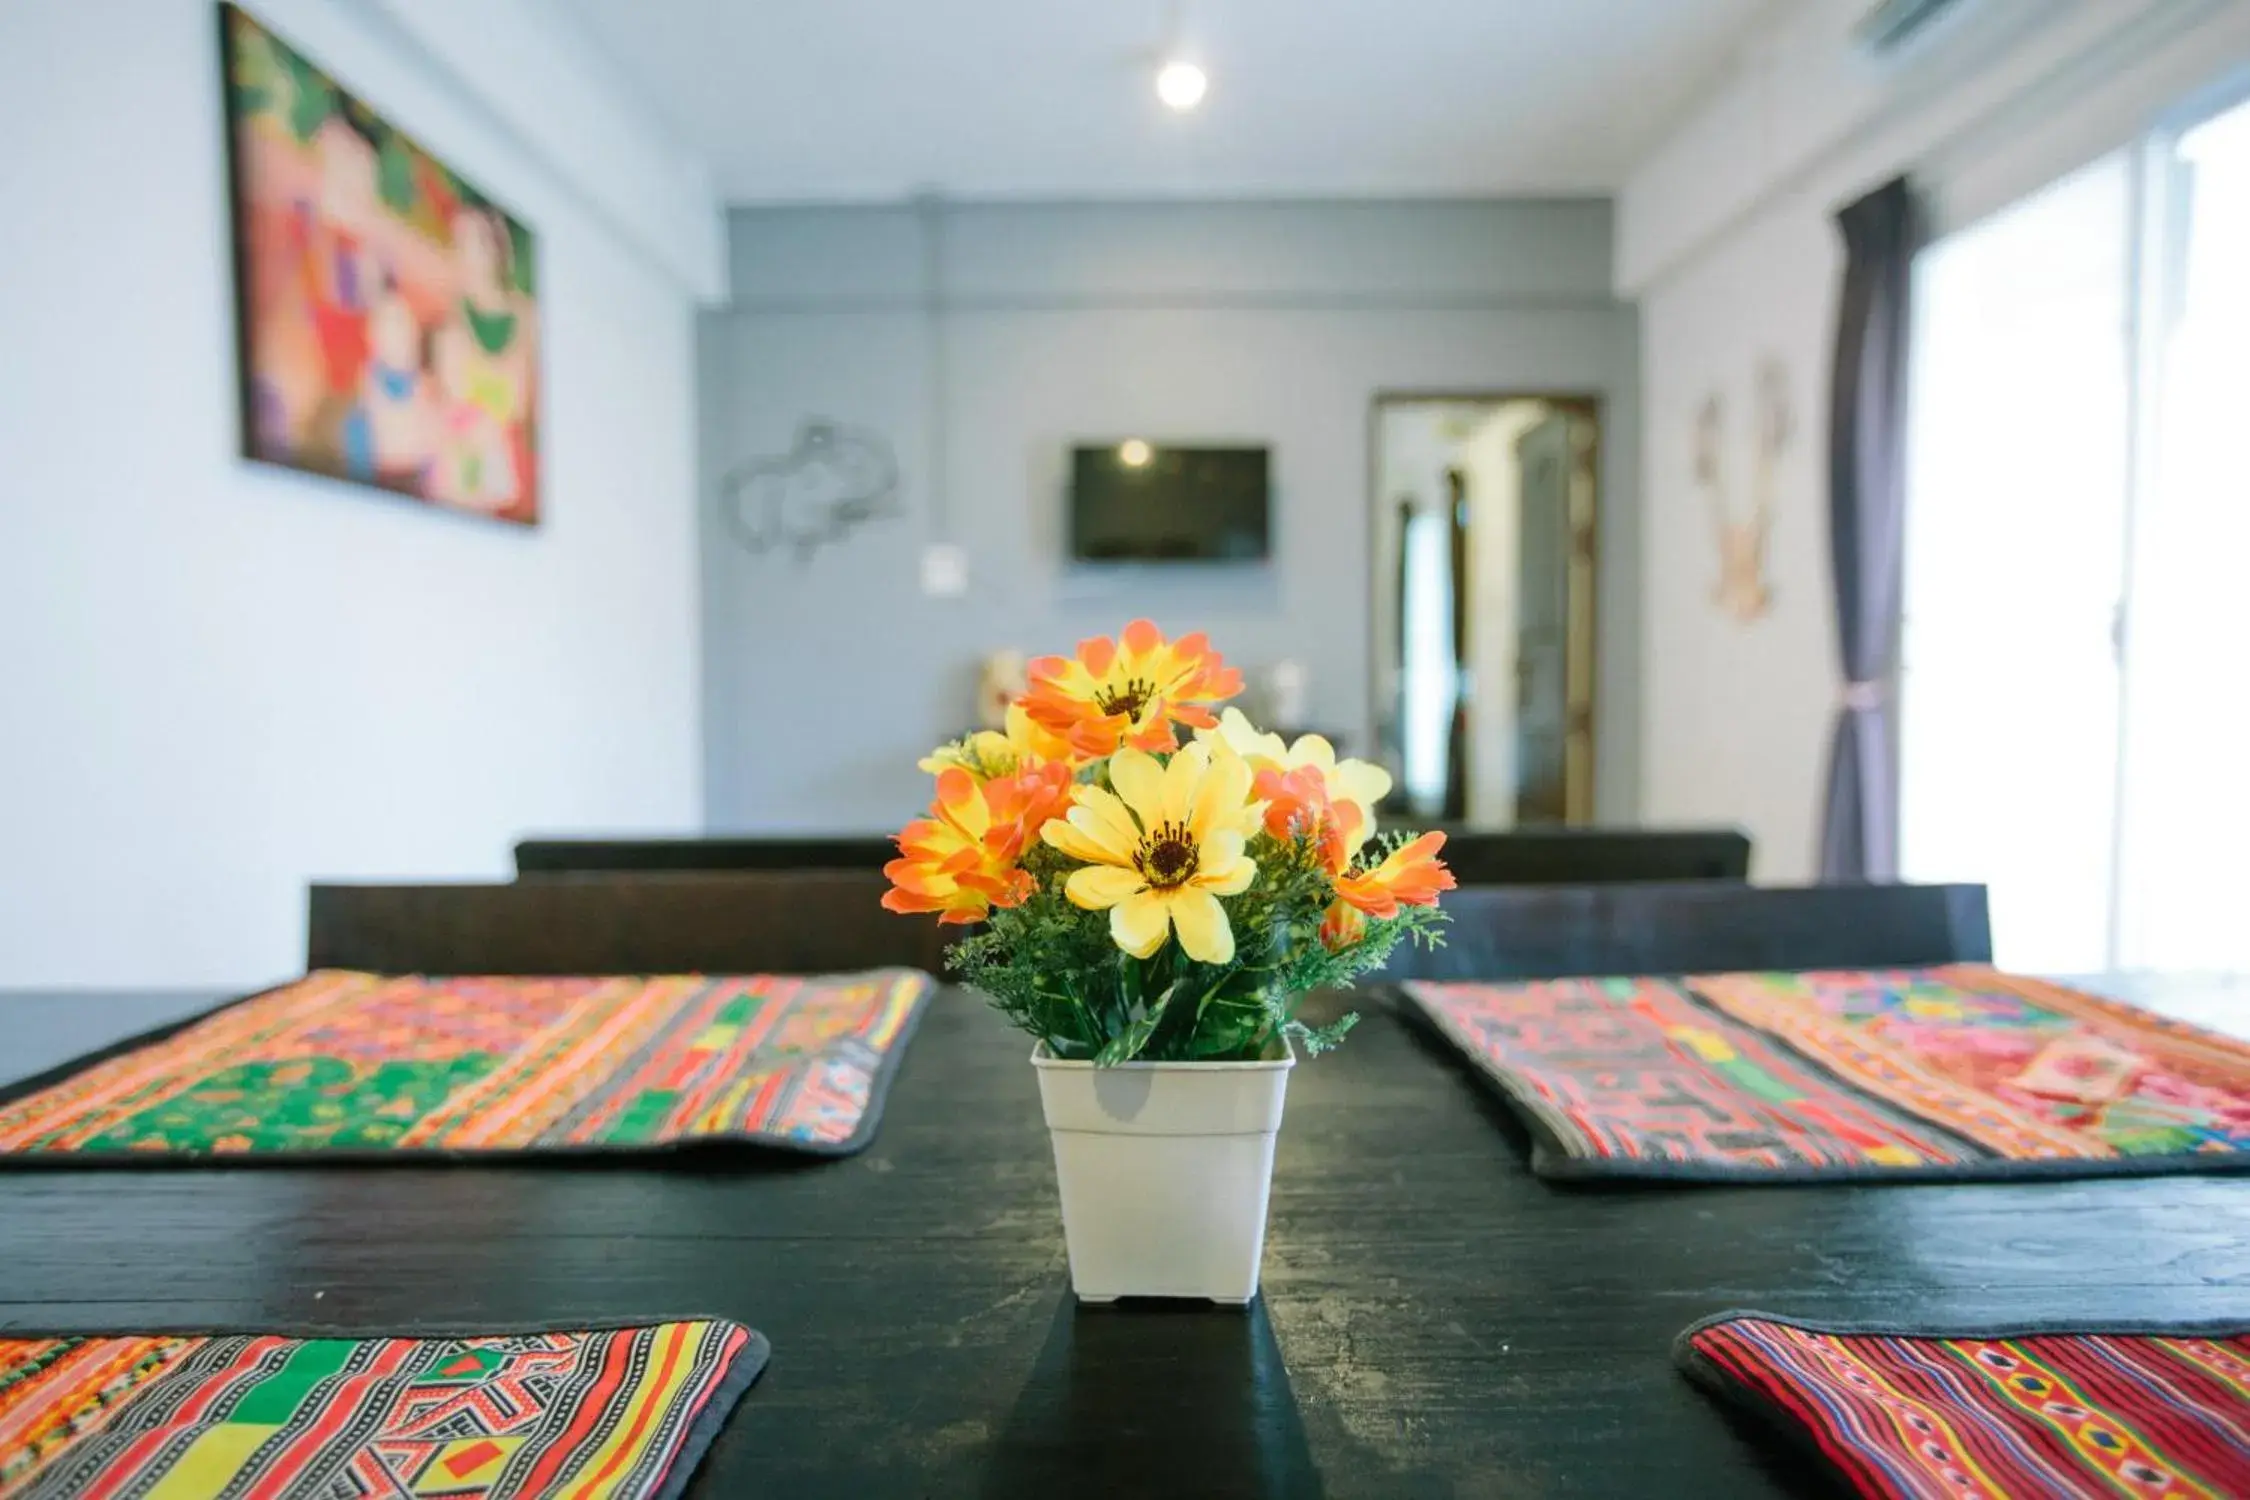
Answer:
xmin=1901 ymin=156 xmax=2131 ymax=972
xmin=2115 ymin=99 xmax=2250 ymax=972
xmin=1902 ymin=91 xmax=2250 ymax=974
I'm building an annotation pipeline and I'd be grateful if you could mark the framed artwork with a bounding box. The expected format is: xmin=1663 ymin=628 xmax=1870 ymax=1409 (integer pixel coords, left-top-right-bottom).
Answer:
xmin=220 ymin=3 xmax=542 ymax=525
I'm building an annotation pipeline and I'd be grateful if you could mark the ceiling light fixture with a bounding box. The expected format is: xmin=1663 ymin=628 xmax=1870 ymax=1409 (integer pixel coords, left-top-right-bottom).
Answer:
xmin=1155 ymin=59 xmax=1207 ymax=111
xmin=1118 ymin=438 xmax=1153 ymax=468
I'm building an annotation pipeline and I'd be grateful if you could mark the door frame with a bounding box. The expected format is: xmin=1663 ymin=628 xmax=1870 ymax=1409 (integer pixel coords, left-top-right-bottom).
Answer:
xmin=1365 ymin=391 xmax=1604 ymax=826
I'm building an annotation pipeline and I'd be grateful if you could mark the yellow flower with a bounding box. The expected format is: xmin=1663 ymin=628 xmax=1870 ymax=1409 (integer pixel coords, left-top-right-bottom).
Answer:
xmin=918 ymin=730 xmax=1014 ymax=780
xmin=1040 ymin=742 xmax=1261 ymax=963
xmin=919 ymin=704 xmax=1077 ymax=780
xmin=1202 ymin=705 xmax=1291 ymax=765
xmin=1199 ymin=707 xmax=1393 ymax=862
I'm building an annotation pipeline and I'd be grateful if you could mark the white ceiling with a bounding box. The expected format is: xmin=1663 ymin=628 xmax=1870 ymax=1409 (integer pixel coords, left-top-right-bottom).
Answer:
xmin=558 ymin=0 xmax=1778 ymax=204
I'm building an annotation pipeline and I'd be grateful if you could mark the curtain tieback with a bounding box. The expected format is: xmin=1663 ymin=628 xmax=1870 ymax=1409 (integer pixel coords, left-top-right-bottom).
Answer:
xmin=1839 ymin=679 xmax=1886 ymax=712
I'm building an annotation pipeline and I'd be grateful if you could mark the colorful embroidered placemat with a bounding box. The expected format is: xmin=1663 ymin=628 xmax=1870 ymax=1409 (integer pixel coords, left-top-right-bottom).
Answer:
xmin=0 ymin=968 xmax=932 ymax=1163
xmin=1402 ymin=964 xmax=2250 ymax=1181
xmin=0 ymin=1319 xmax=764 ymax=1499
xmin=1677 ymin=1312 xmax=2250 ymax=1499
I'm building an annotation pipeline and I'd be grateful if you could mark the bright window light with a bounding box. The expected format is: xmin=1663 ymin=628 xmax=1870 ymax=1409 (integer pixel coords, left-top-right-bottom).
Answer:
xmin=1901 ymin=154 xmax=2131 ymax=972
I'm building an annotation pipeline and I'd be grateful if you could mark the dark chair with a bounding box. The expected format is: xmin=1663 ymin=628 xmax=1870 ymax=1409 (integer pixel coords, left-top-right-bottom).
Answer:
xmin=308 ymin=872 xmax=946 ymax=975
xmin=1434 ymin=827 xmax=1750 ymax=884
xmin=513 ymin=836 xmax=896 ymax=876
xmin=1377 ymin=881 xmax=1990 ymax=981
xmin=511 ymin=829 xmax=1751 ymax=886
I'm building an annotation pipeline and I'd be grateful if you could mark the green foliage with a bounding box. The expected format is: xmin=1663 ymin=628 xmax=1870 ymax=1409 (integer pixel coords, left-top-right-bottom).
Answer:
xmin=377 ymin=132 xmax=418 ymax=215
xmin=507 ymin=220 xmax=538 ymax=296
xmin=283 ymin=50 xmax=334 ymax=144
xmin=949 ymin=832 xmax=1446 ymax=1065
xmin=228 ymin=26 xmax=278 ymax=120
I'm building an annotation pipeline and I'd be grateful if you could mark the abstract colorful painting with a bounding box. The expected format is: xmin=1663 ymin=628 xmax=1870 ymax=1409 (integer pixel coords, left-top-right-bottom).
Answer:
xmin=221 ymin=4 xmax=541 ymax=524
xmin=1403 ymin=965 xmax=2250 ymax=1181
xmin=0 ymin=1321 xmax=763 ymax=1499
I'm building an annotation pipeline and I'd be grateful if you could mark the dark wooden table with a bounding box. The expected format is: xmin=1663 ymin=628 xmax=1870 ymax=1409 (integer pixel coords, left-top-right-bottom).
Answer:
xmin=4 ymin=978 xmax=2249 ymax=1496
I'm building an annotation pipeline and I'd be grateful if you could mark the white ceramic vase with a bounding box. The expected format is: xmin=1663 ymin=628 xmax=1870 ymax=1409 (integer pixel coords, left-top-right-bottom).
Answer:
xmin=1030 ymin=1039 xmax=1295 ymax=1306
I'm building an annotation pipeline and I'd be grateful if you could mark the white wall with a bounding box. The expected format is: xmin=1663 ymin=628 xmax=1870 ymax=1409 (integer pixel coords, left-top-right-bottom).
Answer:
xmin=700 ymin=201 xmax=1640 ymax=833
xmin=1624 ymin=0 xmax=2250 ymax=882
xmin=369 ymin=0 xmax=726 ymax=300
xmin=1639 ymin=210 xmax=1840 ymax=880
xmin=0 ymin=0 xmax=710 ymax=988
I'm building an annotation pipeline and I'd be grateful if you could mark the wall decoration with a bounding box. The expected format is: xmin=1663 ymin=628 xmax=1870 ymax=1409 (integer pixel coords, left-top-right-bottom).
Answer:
xmin=978 ymin=651 xmax=1028 ymax=729
xmin=721 ymin=419 xmax=902 ymax=560
xmin=221 ymin=4 xmax=542 ymax=525
xmin=1699 ymin=357 xmax=1791 ymax=624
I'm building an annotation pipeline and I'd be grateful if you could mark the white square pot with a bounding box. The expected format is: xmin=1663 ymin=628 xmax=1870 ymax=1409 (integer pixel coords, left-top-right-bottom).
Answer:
xmin=1031 ymin=1040 xmax=1295 ymax=1306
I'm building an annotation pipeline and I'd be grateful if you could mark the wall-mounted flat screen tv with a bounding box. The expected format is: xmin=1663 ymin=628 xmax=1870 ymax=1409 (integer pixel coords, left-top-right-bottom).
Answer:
xmin=1069 ymin=443 xmax=1270 ymax=563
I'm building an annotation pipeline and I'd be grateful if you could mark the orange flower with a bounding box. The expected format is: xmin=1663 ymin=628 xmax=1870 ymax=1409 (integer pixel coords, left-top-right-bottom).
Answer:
xmin=1203 ymin=709 xmax=1390 ymax=872
xmin=1334 ymin=832 xmax=1456 ymax=919
xmin=1019 ymin=619 xmax=1243 ymax=761
xmin=987 ymin=760 xmax=1076 ymax=857
xmin=1318 ymin=898 xmax=1366 ymax=951
xmin=1254 ymin=763 xmax=1367 ymax=876
xmin=884 ymin=762 xmax=1074 ymax=924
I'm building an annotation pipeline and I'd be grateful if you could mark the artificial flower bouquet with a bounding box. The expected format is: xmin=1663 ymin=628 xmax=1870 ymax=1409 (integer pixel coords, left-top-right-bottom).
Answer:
xmin=882 ymin=620 xmax=1453 ymax=1064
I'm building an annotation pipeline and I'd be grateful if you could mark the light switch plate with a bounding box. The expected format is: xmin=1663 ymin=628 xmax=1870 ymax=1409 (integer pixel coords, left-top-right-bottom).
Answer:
xmin=920 ymin=543 xmax=969 ymax=598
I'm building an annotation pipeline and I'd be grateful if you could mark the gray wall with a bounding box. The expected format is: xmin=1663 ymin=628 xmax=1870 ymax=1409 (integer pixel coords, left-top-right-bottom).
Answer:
xmin=700 ymin=200 xmax=1639 ymax=832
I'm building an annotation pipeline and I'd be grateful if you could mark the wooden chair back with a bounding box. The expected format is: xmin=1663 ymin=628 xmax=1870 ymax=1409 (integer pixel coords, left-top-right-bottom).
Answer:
xmin=1435 ymin=827 xmax=1750 ymax=885
xmin=1377 ymin=881 xmax=1990 ymax=980
xmin=313 ymin=871 xmax=1985 ymax=990
xmin=514 ymin=837 xmax=897 ymax=876
xmin=308 ymin=872 xmax=946 ymax=975
xmin=512 ymin=829 xmax=1749 ymax=884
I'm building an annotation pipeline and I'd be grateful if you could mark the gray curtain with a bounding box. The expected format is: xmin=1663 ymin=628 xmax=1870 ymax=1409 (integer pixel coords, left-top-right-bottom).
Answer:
xmin=1819 ymin=177 xmax=1920 ymax=881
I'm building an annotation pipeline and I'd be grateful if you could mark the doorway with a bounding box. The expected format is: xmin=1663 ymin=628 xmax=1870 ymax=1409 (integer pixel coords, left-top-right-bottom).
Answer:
xmin=1369 ymin=395 xmax=1600 ymax=827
